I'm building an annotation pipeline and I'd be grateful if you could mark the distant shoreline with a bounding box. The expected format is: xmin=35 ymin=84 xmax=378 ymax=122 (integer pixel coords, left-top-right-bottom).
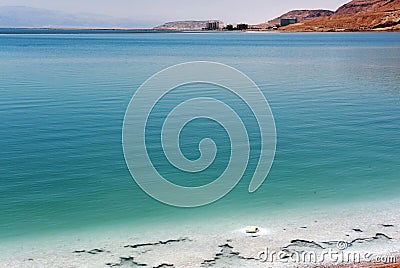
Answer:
xmin=1 ymin=28 xmax=399 ymax=34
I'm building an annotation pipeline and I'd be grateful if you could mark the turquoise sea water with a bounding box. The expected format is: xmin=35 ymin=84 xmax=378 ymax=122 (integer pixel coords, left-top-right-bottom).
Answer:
xmin=0 ymin=32 xmax=399 ymax=240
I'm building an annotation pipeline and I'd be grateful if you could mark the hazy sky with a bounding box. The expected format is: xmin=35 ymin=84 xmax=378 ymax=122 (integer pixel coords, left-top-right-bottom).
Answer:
xmin=0 ymin=0 xmax=349 ymax=24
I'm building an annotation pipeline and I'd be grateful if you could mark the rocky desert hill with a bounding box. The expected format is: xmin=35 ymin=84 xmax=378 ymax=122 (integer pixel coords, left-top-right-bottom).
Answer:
xmin=254 ymin=10 xmax=334 ymax=28
xmin=154 ymin=20 xmax=222 ymax=30
xmin=335 ymin=0 xmax=400 ymax=15
xmin=281 ymin=0 xmax=400 ymax=31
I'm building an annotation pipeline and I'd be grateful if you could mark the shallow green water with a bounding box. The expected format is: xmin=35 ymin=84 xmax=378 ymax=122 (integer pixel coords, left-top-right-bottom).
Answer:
xmin=0 ymin=32 xmax=399 ymax=239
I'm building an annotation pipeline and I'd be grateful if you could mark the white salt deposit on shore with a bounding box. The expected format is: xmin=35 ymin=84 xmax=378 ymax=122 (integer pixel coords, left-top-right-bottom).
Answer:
xmin=0 ymin=197 xmax=399 ymax=268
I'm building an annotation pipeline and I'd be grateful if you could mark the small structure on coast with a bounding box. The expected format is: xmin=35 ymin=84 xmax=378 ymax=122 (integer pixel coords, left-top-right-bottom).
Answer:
xmin=224 ymin=23 xmax=249 ymax=31
xmin=280 ymin=17 xmax=298 ymax=26
xmin=237 ymin=24 xmax=249 ymax=30
xmin=205 ymin=21 xmax=220 ymax=30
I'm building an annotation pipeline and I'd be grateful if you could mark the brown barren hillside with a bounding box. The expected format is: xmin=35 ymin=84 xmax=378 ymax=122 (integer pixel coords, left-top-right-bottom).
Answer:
xmin=280 ymin=0 xmax=400 ymax=31
xmin=254 ymin=10 xmax=334 ymax=28
xmin=335 ymin=0 xmax=400 ymax=14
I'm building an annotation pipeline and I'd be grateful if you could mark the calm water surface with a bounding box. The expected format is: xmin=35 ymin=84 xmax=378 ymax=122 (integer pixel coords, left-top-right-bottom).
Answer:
xmin=0 ymin=32 xmax=399 ymax=239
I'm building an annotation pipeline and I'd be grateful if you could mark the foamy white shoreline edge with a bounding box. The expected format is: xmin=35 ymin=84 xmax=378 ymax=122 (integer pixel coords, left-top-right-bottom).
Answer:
xmin=1 ymin=197 xmax=399 ymax=268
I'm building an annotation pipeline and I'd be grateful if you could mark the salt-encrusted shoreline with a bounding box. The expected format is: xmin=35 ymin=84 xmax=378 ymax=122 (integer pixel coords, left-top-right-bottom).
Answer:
xmin=1 ymin=197 xmax=399 ymax=268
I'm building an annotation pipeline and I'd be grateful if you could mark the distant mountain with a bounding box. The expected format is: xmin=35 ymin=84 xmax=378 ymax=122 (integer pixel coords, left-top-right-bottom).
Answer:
xmin=154 ymin=20 xmax=223 ymax=30
xmin=281 ymin=0 xmax=400 ymax=31
xmin=0 ymin=6 xmax=157 ymax=28
xmin=254 ymin=10 xmax=334 ymax=28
